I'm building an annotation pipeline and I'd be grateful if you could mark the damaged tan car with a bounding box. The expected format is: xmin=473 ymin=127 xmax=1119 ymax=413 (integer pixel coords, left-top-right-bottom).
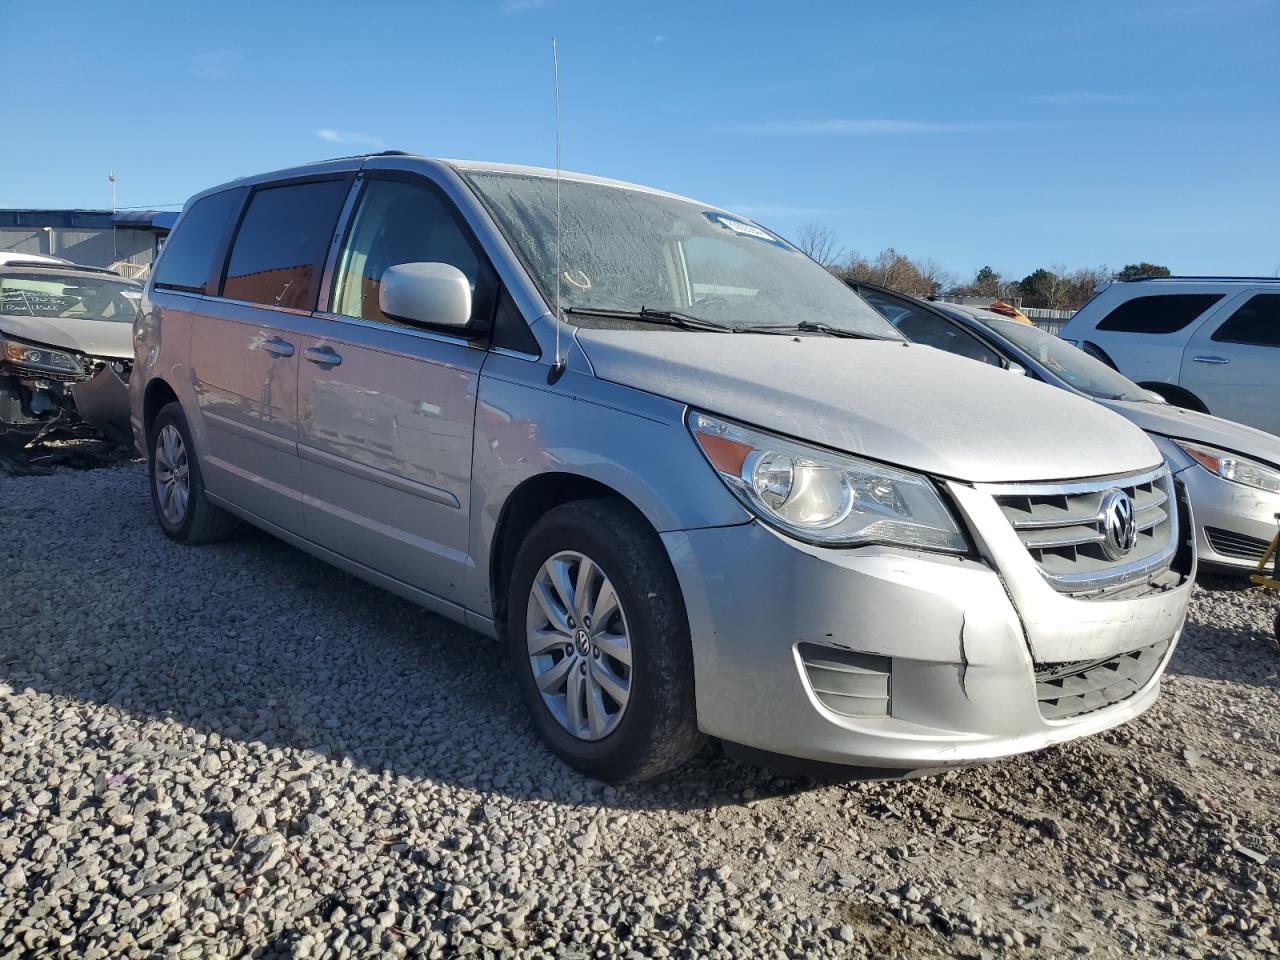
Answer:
xmin=0 ymin=260 xmax=137 ymax=451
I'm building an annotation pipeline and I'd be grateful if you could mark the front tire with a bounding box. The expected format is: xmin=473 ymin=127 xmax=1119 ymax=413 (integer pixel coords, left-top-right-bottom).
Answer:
xmin=148 ymin=402 xmax=237 ymax=544
xmin=507 ymin=499 xmax=703 ymax=782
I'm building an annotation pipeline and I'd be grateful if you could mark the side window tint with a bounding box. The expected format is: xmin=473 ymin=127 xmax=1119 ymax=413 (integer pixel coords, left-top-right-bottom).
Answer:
xmin=861 ymin=289 xmax=1001 ymax=365
xmin=1212 ymin=294 xmax=1280 ymax=347
xmin=223 ymin=180 xmax=349 ymax=310
xmin=153 ymin=190 xmax=240 ymax=293
xmin=1096 ymin=293 xmax=1223 ymax=334
xmin=331 ymin=178 xmax=494 ymax=327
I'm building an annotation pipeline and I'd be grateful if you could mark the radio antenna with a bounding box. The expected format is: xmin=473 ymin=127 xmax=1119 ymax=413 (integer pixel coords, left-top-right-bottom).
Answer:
xmin=548 ymin=38 xmax=567 ymax=384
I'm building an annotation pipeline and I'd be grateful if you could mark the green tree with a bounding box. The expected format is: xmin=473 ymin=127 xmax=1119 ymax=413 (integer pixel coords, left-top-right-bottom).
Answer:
xmin=1114 ymin=262 xmax=1171 ymax=281
xmin=1019 ymin=268 xmax=1059 ymax=307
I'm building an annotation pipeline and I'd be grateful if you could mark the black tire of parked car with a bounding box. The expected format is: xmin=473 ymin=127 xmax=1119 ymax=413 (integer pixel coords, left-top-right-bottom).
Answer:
xmin=148 ymin=402 xmax=238 ymax=545
xmin=507 ymin=499 xmax=704 ymax=782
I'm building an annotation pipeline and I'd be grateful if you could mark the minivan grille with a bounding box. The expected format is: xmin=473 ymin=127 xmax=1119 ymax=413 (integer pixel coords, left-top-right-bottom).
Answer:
xmin=1034 ymin=637 xmax=1170 ymax=720
xmin=985 ymin=466 xmax=1177 ymax=594
xmin=1204 ymin=526 xmax=1270 ymax=562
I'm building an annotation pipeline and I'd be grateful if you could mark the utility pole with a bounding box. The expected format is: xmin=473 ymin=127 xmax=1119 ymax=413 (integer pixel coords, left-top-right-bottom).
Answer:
xmin=108 ymin=172 xmax=118 ymax=263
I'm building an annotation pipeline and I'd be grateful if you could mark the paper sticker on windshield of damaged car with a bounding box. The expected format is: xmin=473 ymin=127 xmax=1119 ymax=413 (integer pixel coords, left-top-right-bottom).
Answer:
xmin=704 ymin=213 xmax=790 ymax=248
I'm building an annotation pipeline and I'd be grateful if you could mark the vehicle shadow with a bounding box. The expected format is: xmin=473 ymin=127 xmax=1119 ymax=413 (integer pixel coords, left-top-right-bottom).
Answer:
xmin=0 ymin=469 xmax=835 ymax=814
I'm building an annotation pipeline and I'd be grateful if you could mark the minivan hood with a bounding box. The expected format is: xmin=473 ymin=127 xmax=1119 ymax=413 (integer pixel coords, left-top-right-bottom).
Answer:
xmin=1102 ymin=399 xmax=1280 ymax=468
xmin=0 ymin=313 xmax=134 ymax=360
xmin=575 ymin=331 xmax=1160 ymax=483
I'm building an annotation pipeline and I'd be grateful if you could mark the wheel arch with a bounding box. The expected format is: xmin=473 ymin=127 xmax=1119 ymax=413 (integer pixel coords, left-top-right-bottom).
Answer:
xmin=1136 ymin=381 xmax=1210 ymax=413
xmin=489 ymin=472 xmax=649 ymax=628
xmin=142 ymin=377 xmax=180 ymax=441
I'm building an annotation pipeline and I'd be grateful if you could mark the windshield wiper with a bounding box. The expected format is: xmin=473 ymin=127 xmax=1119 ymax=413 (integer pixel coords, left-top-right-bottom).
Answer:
xmin=563 ymin=306 xmax=739 ymax=333
xmin=748 ymin=320 xmax=898 ymax=341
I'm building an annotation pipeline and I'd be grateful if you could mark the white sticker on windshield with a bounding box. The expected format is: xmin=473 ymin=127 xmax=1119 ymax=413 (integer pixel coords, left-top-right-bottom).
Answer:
xmin=704 ymin=212 xmax=789 ymax=248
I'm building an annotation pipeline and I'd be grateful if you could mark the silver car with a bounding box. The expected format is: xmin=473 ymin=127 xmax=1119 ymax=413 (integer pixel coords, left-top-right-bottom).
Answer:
xmin=130 ymin=154 xmax=1194 ymax=781
xmin=852 ymin=282 xmax=1280 ymax=576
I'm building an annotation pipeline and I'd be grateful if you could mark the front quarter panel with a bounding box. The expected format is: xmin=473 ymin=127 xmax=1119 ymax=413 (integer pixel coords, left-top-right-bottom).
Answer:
xmin=468 ymin=351 xmax=750 ymax=615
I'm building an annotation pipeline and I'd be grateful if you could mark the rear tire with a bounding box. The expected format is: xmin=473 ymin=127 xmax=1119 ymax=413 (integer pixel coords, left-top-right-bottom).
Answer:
xmin=507 ymin=499 xmax=703 ymax=782
xmin=148 ymin=402 xmax=237 ymax=544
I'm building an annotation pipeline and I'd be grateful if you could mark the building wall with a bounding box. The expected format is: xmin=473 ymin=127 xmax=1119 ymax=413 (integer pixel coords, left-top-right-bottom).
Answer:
xmin=0 ymin=226 xmax=157 ymax=269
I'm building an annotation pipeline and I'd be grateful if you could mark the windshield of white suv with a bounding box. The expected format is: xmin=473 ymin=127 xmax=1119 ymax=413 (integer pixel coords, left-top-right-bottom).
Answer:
xmin=988 ymin=317 xmax=1150 ymax=402
xmin=463 ymin=171 xmax=901 ymax=339
xmin=0 ymin=272 xmax=141 ymax=323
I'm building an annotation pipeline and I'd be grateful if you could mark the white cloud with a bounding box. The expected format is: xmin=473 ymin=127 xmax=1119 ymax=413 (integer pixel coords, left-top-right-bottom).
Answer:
xmin=653 ymin=34 xmax=665 ymax=44
xmin=1024 ymin=91 xmax=1148 ymax=105
xmin=717 ymin=118 xmax=1019 ymax=136
xmin=188 ymin=49 xmax=241 ymax=80
xmin=315 ymin=129 xmax=385 ymax=149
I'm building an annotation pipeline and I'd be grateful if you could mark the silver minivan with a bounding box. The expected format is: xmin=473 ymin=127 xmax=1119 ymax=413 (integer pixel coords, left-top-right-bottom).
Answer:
xmin=131 ymin=154 xmax=1195 ymax=781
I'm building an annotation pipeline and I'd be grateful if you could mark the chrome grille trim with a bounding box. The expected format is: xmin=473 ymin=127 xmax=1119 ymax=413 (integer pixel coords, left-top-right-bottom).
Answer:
xmin=979 ymin=466 xmax=1179 ymax=595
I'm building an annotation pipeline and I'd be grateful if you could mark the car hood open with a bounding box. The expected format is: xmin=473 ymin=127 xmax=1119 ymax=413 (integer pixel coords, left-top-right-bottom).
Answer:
xmin=1103 ymin=399 xmax=1280 ymax=468
xmin=0 ymin=313 xmax=134 ymax=360
xmin=575 ymin=331 xmax=1160 ymax=483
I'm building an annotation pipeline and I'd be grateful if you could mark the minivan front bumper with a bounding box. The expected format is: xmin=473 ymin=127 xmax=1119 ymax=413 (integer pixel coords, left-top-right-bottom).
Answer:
xmin=663 ymin=481 xmax=1192 ymax=770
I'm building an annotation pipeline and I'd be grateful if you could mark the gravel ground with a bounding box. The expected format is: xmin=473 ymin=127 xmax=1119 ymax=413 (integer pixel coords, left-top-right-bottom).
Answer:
xmin=2 ymin=462 xmax=1278 ymax=959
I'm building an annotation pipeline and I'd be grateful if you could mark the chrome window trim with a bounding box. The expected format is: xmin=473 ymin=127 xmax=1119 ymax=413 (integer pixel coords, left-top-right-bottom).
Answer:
xmin=308 ymin=310 xmax=479 ymax=349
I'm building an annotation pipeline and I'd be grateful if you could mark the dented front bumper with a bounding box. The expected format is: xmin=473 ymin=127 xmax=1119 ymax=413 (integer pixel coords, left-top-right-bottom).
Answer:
xmin=663 ymin=486 xmax=1192 ymax=770
xmin=0 ymin=364 xmax=133 ymax=451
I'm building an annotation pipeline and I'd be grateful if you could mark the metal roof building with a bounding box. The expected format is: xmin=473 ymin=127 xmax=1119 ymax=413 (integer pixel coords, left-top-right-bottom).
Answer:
xmin=0 ymin=209 xmax=178 ymax=279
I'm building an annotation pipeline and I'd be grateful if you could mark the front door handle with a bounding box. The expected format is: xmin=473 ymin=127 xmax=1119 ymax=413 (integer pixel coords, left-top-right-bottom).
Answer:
xmin=304 ymin=345 xmax=343 ymax=367
xmin=1192 ymin=355 xmax=1230 ymax=365
xmin=262 ymin=337 xmax=294 ymax=358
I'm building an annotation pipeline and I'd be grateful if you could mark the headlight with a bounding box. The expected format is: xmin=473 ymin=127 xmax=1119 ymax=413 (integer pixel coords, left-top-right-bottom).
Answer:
xmin=1 ymin=337 xmax=83 ymax=375
xmin=689 ymin=411 xmax=968 ymax=551
xmin=1175 ymin=440 xmax=1280 ymax=495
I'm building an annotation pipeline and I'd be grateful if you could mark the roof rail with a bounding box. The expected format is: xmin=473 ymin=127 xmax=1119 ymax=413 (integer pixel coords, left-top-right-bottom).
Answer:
xmin=1122 ymin=275 xmax=1280 ymax=283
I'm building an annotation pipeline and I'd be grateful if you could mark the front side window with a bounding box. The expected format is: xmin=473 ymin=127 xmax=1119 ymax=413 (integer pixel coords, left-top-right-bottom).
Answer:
xmin=1212 ymin=293 xmax=1280 ymax=347
xmin=1096 ymin=293 xmax=1223 ymax=334
xmin=153 ymin=189 xmax=240 ymax=293
xmin=1 ymin=272 xmax=141 ymax=323
xmin=331 ymin=178 xmax=493 ymax=327
xmin=858 ymin=288 xmax=1001 ymax=365
xmin=222 ymin=180 xmax=349 ymax=310
xmin=462 ymin=171 xmax=900 ymax=338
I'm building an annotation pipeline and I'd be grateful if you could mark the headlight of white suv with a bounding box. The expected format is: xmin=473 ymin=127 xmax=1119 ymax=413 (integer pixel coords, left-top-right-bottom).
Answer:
xmin=689 ymin=411 xmax=968 ymax=552
xmin=1175 ymin=440 xmax=1280 ymax=495
xmin=1 ymin=336 xmax=83 ymax=376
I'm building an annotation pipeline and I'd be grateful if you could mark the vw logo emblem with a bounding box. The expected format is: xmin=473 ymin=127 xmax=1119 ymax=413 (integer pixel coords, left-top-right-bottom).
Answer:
xmin=1100 ymin=488 xmax=1138 ymax=560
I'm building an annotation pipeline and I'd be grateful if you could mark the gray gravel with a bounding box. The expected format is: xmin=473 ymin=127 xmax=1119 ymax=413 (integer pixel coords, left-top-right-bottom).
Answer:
xmin=2 ymin=461 xmax=1278 ymax=959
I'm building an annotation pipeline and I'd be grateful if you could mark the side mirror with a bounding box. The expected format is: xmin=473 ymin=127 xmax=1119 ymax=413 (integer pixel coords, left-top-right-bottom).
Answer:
xmin=379 ymin=262 xmax=473 ymax=332
xmin=1006 ymin=361 xmax=1028 ymax=376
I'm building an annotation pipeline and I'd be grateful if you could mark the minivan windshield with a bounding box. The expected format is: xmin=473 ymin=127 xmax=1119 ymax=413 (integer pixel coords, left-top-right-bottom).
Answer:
xmin=463 ymin=171 xmax=901 ymax=339
xmin=987 ymin=317 xmax=1151 ymax=402
xmin=0 ymin=272 xmax=141 ymax=323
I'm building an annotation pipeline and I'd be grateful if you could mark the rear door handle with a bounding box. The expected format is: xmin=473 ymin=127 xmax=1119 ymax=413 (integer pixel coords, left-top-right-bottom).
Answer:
xmin=1192 ymin=355 xmax=1230 ymax=365
xmin=304 ymin=345 xmax=343 ymax=367
xmin=262 ymin=337 xmax=294 ymax=358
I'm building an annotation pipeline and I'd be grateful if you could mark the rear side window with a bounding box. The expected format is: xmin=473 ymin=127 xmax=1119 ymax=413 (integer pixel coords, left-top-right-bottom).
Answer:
xmin=153 ymin=190 xmax=240 ymax=293
xmin=222 ymin=180 xmax=349 ymax=310
xmin=1213 ymin=294 xmax=1280 ymax=347
xmin=1095 ymin=293 xmax=1223 ymax=334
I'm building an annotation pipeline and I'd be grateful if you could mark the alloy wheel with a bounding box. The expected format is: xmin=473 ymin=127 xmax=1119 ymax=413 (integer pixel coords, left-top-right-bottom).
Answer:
xmin=153 ymin=424 xmax=190 ymax=526
xmin=525 ymin=550 xmax=633 ymax=740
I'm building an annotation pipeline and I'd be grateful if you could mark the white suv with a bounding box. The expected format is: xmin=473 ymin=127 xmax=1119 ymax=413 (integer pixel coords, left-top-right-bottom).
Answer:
xmin=1059 ymin=277 xmax=1280 ymax=436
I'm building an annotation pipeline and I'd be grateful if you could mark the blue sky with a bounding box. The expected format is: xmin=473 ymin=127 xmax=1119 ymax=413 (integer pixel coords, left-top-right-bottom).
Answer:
xmin=3 ymin=0 xmax=1277 ymax=281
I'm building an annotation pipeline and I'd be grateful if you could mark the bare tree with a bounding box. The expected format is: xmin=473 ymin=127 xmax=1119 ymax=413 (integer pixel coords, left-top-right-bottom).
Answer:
xmin=794 ymin=223 xmax=843 ymax=268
